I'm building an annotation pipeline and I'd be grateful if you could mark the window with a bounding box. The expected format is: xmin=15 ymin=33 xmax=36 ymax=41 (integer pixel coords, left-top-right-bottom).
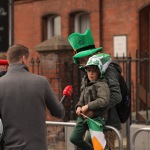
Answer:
xmin=69 ymin=11 xmax=90 ymax=33
xmin=0 ymin=0 xmax=9 ymax=52
xmin=42 ymin=15 xmax=61 ymax=40
xmin=74 ymin=12 xmax=90 ymax=33
xmin=47 ymin=15 xmax=61 ymax=39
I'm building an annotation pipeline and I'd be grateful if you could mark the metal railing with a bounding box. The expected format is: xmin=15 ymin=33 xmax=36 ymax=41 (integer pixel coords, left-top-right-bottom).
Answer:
xmin=46 ymin=121 xmax=123 ymax=150
xmin=132 ymin=127 xmax=150 ymax=150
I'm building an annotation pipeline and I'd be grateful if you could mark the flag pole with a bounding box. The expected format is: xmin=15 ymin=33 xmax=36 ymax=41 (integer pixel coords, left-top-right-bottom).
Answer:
xmin=80 ymin=113 xmax=89 ymax=119
xmin=80 ymin=113 xmax=103 ymax=126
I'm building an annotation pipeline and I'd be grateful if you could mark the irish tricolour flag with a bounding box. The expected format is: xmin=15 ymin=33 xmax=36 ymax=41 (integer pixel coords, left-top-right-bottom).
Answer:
xmin=87 ymin=118 xmax=106 ymax=150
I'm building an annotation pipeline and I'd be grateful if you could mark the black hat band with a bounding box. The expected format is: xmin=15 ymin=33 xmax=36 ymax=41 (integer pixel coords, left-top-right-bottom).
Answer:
xmin=76 ymin=45 xmax=96 ymax=53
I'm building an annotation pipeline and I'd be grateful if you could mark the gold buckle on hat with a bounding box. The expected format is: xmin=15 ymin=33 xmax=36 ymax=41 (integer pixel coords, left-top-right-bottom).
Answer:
xmin=74 ymin=49 xmax=77 ymax=54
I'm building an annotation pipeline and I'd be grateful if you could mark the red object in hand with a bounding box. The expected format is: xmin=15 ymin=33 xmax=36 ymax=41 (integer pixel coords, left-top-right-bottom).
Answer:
xmin=63 ymin=85 xmax=73 ymax=97
xmin=0 ymin=60 xmax=9 ymax=65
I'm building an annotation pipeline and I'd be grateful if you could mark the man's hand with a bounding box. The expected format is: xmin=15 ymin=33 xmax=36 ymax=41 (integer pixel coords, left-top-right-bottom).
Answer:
xmin=81 ymin=105 xmax=88 ymax=114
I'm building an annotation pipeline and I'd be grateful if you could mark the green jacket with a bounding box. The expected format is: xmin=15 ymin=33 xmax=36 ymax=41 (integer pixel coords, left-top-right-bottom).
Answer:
xmin=76 ymin=77 xmax=110 ymax=119
xmin=79 ymin=60 xmax=122 ymax=130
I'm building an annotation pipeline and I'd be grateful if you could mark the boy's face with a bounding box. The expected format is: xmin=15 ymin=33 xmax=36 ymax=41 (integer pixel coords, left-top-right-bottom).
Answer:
xmin=86 ymin=66 xmax=99 ymax=81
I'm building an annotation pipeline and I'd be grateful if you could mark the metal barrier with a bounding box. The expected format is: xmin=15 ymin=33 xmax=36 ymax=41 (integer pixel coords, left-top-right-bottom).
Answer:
xmin=132 ymin=127 xmax=150 ymax=150
xmin=46 ymin=121 xmax=123 ymax=150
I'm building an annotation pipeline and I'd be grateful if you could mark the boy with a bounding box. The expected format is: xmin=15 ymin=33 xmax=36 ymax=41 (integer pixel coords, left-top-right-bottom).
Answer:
xmin=70 ymin=53 xmax=111 ymax=150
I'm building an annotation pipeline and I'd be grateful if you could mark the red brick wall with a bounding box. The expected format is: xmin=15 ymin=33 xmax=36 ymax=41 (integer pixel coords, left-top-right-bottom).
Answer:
xmin=102 ymin=0 xmax=150 ymax=56
xmin=14 ymin=0 xmax=100 ymax=56
xmin=14 ymin=0 xmax=150 ymax=58
xmin=101 ymin=0 xmax=150 ymax=111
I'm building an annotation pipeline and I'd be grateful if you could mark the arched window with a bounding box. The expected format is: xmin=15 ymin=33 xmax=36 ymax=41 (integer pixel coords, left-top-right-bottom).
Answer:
xmin=69 ymin=11 xmax=90 ymax=33
xmin=42 ymin=15 xmax=61 ymax=40
xmin=47 ymin=15 xmax=61 ymax=39
xmin=74 ymin=12 xmax=90 ymax=33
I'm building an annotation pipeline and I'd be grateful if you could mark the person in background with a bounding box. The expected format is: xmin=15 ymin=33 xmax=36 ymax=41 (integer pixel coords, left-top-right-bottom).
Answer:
xmin=0 ymin=44 xmax=65 ymax=150
xmin=68 ymin=28 xmax=122 ymax=150
xmin=0 ymin=54 xmax=8 ymax=77
xmin=70 ymin=54 xmax=111 ymax=150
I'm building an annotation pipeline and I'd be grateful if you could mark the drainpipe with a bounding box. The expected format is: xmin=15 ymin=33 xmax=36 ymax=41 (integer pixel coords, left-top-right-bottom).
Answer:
xmin=9 ymin=0 xmax=14 ymax=46
xmin=99 ymin=0 xmax=103 ymax=47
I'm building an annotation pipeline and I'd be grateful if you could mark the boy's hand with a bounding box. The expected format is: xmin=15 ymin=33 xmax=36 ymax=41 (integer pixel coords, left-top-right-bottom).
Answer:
xmin=76 ymin=107 xmax=82 ymax=116
xmin=84 ymin=110 xmax=94 ymax=118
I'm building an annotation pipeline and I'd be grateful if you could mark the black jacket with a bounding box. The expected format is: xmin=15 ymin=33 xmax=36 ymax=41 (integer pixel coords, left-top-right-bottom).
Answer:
xmin=104 ymin=60 xmax=122 ymax=130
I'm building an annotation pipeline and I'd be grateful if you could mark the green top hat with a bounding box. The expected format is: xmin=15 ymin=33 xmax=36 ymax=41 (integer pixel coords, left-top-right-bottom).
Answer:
xmin=68 ymin=28 xmax=102 ymax=64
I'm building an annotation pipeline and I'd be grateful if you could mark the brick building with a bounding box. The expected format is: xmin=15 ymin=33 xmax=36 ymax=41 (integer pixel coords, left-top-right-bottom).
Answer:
xmin=13 ymin=0 xmax=150 ymax=55
xmin=1 ymin=0 xmax=150 ymax=121
xmin=0 ymin=0 xmax=149 ymax=149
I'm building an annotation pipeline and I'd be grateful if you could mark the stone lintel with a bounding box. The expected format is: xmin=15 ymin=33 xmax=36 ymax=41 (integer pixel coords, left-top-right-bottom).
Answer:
xmin=35 ymin=35 xmax=72 ymax=52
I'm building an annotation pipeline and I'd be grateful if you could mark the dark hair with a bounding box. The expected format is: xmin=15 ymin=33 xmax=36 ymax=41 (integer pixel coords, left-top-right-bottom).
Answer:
xmin=7 ymin=44 xmax=29 ymax=64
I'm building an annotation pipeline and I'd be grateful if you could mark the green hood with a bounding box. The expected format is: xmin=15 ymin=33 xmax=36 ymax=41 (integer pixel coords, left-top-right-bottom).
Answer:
xmin=84 ymin=53 xmax=112 ymax=78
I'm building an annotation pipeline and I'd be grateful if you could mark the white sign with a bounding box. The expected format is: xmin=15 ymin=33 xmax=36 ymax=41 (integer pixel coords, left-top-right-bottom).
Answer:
xmin=113 ymin=35 xmax=127 ymax=57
